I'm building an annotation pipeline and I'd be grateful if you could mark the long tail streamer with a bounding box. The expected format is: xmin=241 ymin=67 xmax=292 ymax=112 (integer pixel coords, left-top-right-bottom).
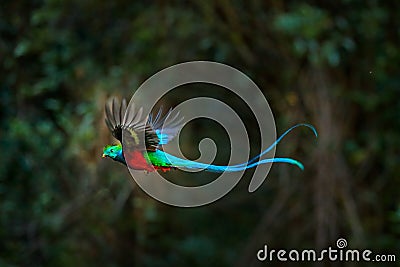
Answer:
xmin=161 ymin=123 xmax=317 ymax=172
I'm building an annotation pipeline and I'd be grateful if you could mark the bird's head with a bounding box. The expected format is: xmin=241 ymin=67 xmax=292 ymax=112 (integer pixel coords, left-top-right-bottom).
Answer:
xmin=102 ymin=144 xmax=122 ymax=159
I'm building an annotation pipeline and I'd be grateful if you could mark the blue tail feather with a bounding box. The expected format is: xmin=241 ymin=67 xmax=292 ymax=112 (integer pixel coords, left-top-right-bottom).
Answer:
xmin=161 ymin=123 xmax=317 ymax=172
xmin=237 ymin=123 xmax=317 ymax=167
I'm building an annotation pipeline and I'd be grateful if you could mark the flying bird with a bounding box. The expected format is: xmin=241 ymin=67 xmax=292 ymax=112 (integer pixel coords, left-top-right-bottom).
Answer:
xmin=102 ymin=97 xmax=317 ymax=173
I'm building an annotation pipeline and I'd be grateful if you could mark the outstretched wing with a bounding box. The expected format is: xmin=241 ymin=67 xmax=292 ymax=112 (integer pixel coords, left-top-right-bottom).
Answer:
xmin=105 ymin=97 xmax=128 ymax=142
xmin=147 ymin=107 xmax=184 ymax=145
xmin=105 ymin=97 xmax=183 ymax=151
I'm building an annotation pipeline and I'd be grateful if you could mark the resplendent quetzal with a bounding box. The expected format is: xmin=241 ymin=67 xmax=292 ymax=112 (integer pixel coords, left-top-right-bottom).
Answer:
xmin=102 ymin=97 xmax=317 ymax=172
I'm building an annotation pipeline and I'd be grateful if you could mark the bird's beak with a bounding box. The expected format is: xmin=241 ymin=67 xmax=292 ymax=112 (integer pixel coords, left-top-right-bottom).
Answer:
xmin=102 ymin=153 xmax=106 ymax=158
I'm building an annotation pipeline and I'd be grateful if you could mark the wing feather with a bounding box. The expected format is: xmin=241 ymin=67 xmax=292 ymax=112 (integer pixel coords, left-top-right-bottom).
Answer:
xmin=105 ymin=97 xmax=161 ymax=151
xmin=105 ymin=97 xmax=184 ymax=150
xmin=148 ymin=107 xmax=184 ymax=146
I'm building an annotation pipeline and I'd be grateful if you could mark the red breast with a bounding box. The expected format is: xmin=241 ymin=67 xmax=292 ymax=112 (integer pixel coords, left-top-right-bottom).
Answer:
xmin=124 ymin=150 xmax=155 ymax=172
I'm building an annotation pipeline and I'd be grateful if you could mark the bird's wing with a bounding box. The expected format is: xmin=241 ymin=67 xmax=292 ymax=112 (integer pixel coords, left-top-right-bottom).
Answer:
xmin=147 ymin=107 xmax=184 ymax=146
xmin=105 ymin=97 xmax=128 ymax=142
xmin=105 ymin=97 xmax=165 ymax=151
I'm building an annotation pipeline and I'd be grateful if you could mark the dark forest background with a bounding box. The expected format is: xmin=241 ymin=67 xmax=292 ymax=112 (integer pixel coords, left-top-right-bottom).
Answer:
xmin=1 ymin=1 xmax=399 ymax=266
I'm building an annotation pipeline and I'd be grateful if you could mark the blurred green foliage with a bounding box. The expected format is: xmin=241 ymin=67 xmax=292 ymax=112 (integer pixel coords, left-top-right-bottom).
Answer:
xmin=1 ymin=1 xmax=399 ymax=266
